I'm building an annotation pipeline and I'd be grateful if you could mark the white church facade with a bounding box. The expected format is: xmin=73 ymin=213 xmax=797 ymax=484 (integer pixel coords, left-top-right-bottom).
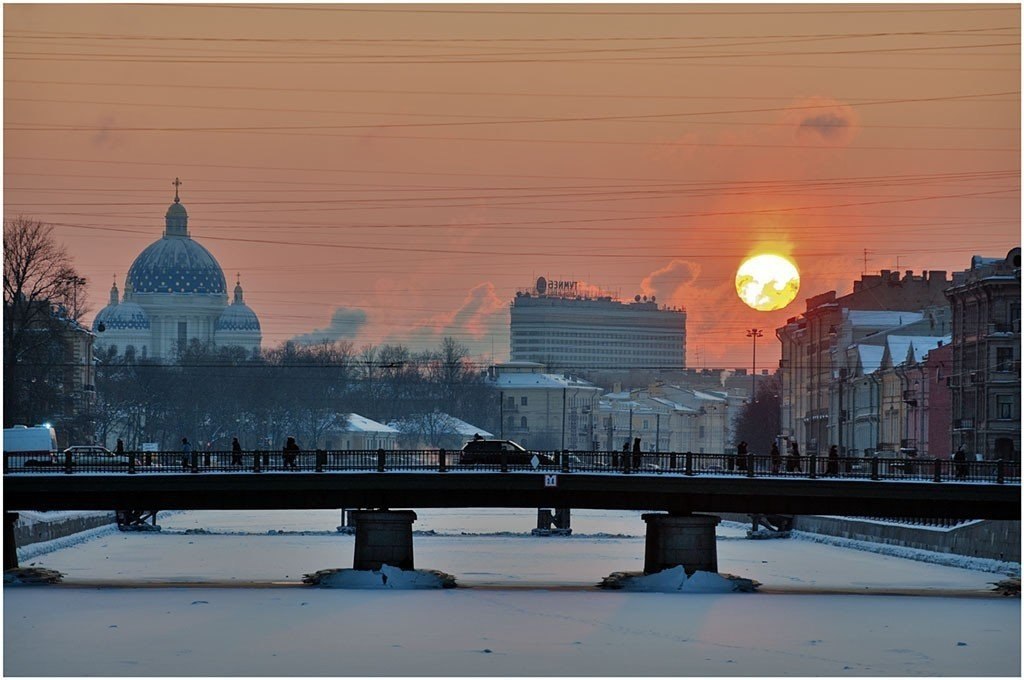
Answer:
xmin=92 ymin=182 xmax=262 ymax=359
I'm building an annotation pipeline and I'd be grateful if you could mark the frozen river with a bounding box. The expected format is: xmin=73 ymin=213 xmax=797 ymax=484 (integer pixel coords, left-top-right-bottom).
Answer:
xmin=5 ymin=509 xmax=1020 ymax=676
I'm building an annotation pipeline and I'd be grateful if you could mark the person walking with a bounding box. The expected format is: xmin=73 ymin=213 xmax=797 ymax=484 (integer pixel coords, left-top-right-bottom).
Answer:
xmin=231 ymin=437 xmax=243 ymax=467
xmin=826 ymin=445 xmax=840 ymax=475
xmin=786 ymin=441 xmax=802 ymax=473
xmin=736 ymin=441 xmax=749 ymax=472
xmin=769 ymin=442 xmax=782 ymax=474
xmin=181 ymin=437 xmax=193 ymax=470
xmin=283 ymin=436 xmax=300 ymax=470
xmin=632 ymin=437 xmax=643 ymax=470
xmin=953 ymin=445 xmax=969 ymax=480
xmin=115 ymin=438 xmax=125 ymax=455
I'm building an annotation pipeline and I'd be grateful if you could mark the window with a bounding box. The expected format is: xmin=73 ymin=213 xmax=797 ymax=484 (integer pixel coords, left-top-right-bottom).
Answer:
xmin=507 ymin=397 xmax=515 ymax=408
xmin=996 ymin=395 xmax=1014 ymax=420
xmin=521 ymin=416 xmax=528 ymax=429
xmin=177 ymin=321 xmax=188 ymax=350
xmin=699 ymin=425 xmax=705 ymax=439
xmin=643 ymin=420 xmax=649 ymax=429
xmin=521 ymin=396 xmax=528 ymax=406
xmin=996 ymin=347 xmax=1014 ymax=372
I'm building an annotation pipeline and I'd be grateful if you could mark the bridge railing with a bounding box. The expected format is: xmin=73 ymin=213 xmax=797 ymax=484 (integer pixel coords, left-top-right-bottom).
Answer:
xmin=2 ymin=450 xmax=1020 ymax=483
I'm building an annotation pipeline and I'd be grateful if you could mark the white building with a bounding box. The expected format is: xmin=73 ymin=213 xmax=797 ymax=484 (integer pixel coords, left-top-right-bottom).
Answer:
xmin=92 ymin=184 xmax=261 ymax=359
xmin=323 ymin=413 xmax=401 ymax=450
xmin=509 ymin=277 xmax=686 ymax=373
xmin=487 ymin=361 xmax=604 ymax=450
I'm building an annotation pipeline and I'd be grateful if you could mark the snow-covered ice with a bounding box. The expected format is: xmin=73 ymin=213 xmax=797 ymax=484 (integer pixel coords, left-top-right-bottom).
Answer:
xmin=4 ymin=508 xmax=1020 ymax=676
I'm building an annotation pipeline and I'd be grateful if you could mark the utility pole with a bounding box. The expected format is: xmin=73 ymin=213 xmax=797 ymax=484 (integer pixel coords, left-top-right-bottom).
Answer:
xmin=746 ymin=328 xmax=763 ymax=402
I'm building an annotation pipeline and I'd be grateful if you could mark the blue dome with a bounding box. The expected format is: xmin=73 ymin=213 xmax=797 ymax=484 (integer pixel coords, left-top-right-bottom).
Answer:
xmin=93 ymin=302 xmax=150 ymax=331
xmin=216 ymin=303 xmax=261 ymax=332
xmin=126 ymin=236 xmax=227 ymax=295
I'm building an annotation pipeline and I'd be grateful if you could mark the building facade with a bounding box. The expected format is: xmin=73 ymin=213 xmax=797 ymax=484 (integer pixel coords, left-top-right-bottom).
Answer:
xmin=777 ymin=269 xmax=951 ymax=455
xmin=487 ymin=361 xmax=604 ymax=450
xmin=92 ymin=185 xmax=261 ymax=359
xmin=509 ymin=277 xmax=686 ymax=374
xmin=945 ymin=248 xmax=1021 ymax=461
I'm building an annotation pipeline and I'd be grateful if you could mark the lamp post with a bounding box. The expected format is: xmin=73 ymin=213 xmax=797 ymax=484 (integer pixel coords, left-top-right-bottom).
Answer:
xmin=746 ymin=328 xmax=763 ymax=402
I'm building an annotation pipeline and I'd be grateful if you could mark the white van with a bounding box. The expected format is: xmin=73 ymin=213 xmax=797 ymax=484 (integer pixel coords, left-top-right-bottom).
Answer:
xmin=4 ymin=424 xmax=59 ymax=467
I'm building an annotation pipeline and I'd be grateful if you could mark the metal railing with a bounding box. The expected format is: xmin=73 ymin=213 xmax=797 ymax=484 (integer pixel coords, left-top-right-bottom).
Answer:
xmin=3 ymin=450 xmax=1020 ymax=484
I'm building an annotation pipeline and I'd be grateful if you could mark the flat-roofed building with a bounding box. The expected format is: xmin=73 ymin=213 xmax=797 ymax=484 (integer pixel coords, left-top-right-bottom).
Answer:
xmin=510 ymin=277 xmax=686 ymax=377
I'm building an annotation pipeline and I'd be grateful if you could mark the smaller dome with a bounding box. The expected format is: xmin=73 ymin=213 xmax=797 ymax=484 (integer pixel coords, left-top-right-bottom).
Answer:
xmin=92 ymin=303 xmax=118 ymax=333
xmin=103 ymin=302 xmax=151 ymax=331
xmin=216 ymin=304 xmax=260 ymax=332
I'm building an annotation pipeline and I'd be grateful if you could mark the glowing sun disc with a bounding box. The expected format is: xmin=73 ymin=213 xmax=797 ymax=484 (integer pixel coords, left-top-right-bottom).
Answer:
xmin=735 ymin=254 xmax=800 ymax=311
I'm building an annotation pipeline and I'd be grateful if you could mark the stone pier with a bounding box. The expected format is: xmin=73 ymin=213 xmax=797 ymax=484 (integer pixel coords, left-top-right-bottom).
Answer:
xmin=350 ymin=510 xmax=417 ymax=571
xmin=642 ymin=513 xmax=720 ymax=574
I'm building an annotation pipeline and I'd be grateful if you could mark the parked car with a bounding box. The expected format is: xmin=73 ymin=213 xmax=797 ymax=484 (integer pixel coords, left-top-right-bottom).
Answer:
xmin=62 ymin=445 xmax=132 ymax=467
xmin=459 ymin=439 xmax=556 ymax=467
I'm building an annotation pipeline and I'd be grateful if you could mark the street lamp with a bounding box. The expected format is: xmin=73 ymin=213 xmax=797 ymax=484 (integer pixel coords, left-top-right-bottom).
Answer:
xmin=746 ymin=328 xmax=763 ymax=402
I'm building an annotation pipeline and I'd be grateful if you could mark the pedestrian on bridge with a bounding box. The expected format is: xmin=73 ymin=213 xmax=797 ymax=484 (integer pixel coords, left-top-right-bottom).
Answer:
xmin=953 ymin=445 xmax=969 ymax=480
xmin=826 ymin=445 xmax=840 ymax=475
xmin=115 ymin=439 xmax=124 ymax=455
xmin=786 ymin=441 xmax=802 ymax=473
xmin=283 ymin=436 xmax=300 ymax=470
xmin=181 ymin=437 xmax=192 ymax=470
xmin=632 ymin=437 xmax=642 ymax=470
xmin=769 ymin=442 xmax=782 ymax=474
xmin=231 ymin=437 xmax=243 ymax=467
xmin=736 ymin=441 xmax=749 ymax=472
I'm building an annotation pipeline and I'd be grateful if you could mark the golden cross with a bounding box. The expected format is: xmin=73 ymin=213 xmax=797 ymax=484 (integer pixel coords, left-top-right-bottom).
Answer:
xmin=173 ymin=177 xmax=182 ymax=202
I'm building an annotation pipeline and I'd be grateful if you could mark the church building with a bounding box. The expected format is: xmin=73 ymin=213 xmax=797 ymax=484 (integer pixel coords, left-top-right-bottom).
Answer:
xmin=92 ymin=181 xmax=262 ymax=359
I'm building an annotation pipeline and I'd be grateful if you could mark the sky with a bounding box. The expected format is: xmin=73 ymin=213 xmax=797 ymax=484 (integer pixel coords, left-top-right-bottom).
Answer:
xmin=3 ymin=3 xmax=1020 ymax=369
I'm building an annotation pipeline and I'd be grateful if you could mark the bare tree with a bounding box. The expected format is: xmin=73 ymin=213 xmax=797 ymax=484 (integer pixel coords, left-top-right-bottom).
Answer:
xmin=3 ymin=217 xmax=89 ymax=428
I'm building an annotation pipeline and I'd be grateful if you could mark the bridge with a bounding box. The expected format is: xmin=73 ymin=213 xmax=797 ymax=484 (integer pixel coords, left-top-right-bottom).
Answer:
xmin=5 ymin=450 xmax=1019 ymax=576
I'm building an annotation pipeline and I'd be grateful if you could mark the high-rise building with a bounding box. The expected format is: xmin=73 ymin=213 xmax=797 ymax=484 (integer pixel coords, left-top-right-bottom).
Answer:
xmin=509 ymin=277 xmax=686 ymax=375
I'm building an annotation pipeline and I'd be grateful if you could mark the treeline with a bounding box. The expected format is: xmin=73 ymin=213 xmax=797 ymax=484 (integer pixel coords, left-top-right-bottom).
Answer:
xmin=94 ymin=337 xmax=496 ymax=450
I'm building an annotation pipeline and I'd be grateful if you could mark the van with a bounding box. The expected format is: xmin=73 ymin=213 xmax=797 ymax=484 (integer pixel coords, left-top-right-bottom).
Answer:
xmin=4 ymin=424 xmax=59 ymax=467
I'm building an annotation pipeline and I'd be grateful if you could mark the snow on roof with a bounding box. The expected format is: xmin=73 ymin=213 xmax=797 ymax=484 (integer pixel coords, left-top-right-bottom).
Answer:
xmin=884 ymin=335 xmax=951 ymax=366
xmin=493 ymin=373 xmax=599 ymax=389
xmin=343 ymin=413 xmax=400 ymax=434
xmin=688 ymin=389 xmax=727 ymax=403
xmin=857 ymin=345 xmax=885 ymax=374
xmin=846 ymin=310 xmax=924 ymax=328
xmin=434 ymin=414 xmax=494 ymax=438
xmin=649 ymin=396 xmax=698 ymax=413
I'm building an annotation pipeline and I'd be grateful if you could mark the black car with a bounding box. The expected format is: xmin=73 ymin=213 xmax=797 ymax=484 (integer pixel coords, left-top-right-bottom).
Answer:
xmin=459 ymin=439 xmax=556 ymax=467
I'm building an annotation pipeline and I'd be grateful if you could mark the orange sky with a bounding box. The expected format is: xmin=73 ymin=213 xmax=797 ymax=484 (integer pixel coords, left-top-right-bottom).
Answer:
xmin=4 ymin=3 xmax=1020 ymax=370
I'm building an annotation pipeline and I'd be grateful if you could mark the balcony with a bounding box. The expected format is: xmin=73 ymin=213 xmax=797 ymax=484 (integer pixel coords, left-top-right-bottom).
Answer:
xmin=953 ymin=418 xmax=975 ymax=430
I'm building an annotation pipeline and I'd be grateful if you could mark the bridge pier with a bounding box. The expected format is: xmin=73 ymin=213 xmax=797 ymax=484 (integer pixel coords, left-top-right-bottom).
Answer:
xmin=5 ymin=512 xmax=19 ymax=570
xmin=351 ymin=510 xmax=417 ymax=571
xmin=642 ymin=513 xmax=720 ymax=575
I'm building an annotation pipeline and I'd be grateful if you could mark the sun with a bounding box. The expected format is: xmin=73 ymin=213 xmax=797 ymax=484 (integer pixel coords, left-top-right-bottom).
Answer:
xmin=735 ymin=254 xmax=800 ymax=311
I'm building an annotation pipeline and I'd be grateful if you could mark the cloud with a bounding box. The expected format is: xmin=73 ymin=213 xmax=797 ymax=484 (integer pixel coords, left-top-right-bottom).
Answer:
xmin=640 ymin=259 xmax=702 ymax=307
xmin=786 ymin=97 xmax=859 ymax=145
xmin=291 ymin=307 xmax=367 ymax=345
xmin=385 ymin=282 xmax=508 ymax=357
xmin=799 ymin=112 xmax=850 ymax=139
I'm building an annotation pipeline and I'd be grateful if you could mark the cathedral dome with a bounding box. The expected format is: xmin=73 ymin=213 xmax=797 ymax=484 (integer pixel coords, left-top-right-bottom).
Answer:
xmin=216 ymin=303 xmax=261 ymax=332
xmin=103 ymin=301 xmax=151 ymax=330
xmin=216 ymin=279 xmax=261 ymax=332
xmin=126 ymin=237 xmax=227 ymax=295
xmin=126 ymin=189 xmax=227 ymax=296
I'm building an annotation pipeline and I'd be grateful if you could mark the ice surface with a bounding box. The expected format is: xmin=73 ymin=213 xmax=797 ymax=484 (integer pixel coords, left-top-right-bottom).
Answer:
xmin=4 ymin=508 xmax=1020 ymax=676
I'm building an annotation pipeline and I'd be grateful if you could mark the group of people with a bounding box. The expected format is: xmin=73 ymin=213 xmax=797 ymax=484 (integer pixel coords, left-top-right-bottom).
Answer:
xmin=177 ymin=436 xmax=301 ymax=469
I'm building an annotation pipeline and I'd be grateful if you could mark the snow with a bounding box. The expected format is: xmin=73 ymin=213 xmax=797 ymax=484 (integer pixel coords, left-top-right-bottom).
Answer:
xmin=610 ymin=566 xmax=756 ymax=593
xmin=4 ymin=508 xmax=1020 ymax=676
xmin=307 ymin=564 xmax=455 ymax=589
